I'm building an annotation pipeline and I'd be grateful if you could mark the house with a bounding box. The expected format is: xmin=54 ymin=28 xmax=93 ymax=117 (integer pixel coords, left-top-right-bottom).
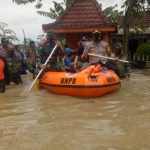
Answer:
xmin=42 ymin=0 xmax=117 ymax=49
xmin=115 ymin=11 xmax=150 ymax=59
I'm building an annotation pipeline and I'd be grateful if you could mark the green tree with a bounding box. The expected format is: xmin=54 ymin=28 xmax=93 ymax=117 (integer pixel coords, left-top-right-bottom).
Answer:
xmin=37 ymin=0 xmax=74 ymax=19
xmin=136 ymin=42 xmax=150 ymax=56
xmin=12 ymin=0 xmax=73 ymax=8
xmin=123 ymin=0 xmax=150 ymax=55
xmin=37 ymin=1 xmax=65 ymax=19
xmin=104 ymin=5 xmax=123 ymax=22
xmin=13 ymin=0 xmax=74 ymax=20
xmin=0 ymin=22 xmax=19 ymax=41
xmin=12 ymin=0 xmax=43 ymax=9
xmin=13 ymin=0 xmax=150 ymax=57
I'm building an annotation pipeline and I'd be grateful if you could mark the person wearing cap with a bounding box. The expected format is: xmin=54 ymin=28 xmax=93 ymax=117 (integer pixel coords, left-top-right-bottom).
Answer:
xmin=36 ymin=31 xmax=64 ymax=74
xmin=6 ymin=45 xmax=22 ymax=85
xmin=0 ymin=41 xmax=22 ymax=85
xmin=82 ymin=30 xmax=119 ymax=76
xmin=115 ymin=43 xmax=130 ymax=80
xmin=63 ymin=47 xmax=74 ymax=71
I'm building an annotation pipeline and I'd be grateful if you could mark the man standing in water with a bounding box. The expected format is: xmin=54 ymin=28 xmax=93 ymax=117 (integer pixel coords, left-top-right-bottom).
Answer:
xmin=0 ymin=38 xmax=10 ymax=85
xmin=26 ymin=41 xmax=37 ymax=77
xmin=82 ymin=30 xmax=119 ymax=75
xmin=0 ymin=56 xmax=8 ymax=93
xmin=0 ymin=38 xmax=22 ymax=85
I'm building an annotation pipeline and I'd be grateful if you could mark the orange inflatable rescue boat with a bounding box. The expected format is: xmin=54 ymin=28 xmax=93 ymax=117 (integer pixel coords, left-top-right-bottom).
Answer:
xmin=39 ymin=65 xmax=121 ymax=97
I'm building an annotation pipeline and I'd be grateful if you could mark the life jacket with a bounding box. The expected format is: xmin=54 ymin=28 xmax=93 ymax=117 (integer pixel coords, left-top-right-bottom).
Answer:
xmin=86 ymin=64 xmax=101 ymax=74
xmin=0 ymin=58 xmax=5 ymax=80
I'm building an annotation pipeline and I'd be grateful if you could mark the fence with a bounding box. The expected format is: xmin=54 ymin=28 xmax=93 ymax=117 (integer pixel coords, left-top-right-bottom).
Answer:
xmin=133 ymin=54 xmax=150 ymax=62
xmin=132 ymin=54 xmax=150 ymax=68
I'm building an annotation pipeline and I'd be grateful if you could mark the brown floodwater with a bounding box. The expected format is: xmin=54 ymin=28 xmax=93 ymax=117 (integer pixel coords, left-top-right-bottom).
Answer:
xmin=0 ymin=69 xmax=150 ymax=150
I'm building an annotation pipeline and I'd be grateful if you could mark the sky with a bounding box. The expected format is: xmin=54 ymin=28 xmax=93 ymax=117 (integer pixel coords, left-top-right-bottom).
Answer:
xmin=0 ymin=0 xmax=124 ymax=44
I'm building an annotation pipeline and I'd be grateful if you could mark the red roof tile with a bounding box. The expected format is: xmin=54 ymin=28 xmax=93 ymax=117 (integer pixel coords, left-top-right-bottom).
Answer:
xmin=118 ymin=11 xmax=150 ymax=27
xmin=42 ymin=0 xmax=117 ymax=32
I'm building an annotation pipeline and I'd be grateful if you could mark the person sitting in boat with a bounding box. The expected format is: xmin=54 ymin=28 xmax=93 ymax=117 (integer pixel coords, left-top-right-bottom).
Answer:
xmin=82 ymin=30 xmax=119 ymax=76
xmin=63 ymin=47 xmax=75 ymax=72
xmin=74 ymin=36 xmax=89 ymax=70
xmin=114 ymin=43 xmax=130 ymax=80
xmin=36 ymin=31 xmax=64 ymax=74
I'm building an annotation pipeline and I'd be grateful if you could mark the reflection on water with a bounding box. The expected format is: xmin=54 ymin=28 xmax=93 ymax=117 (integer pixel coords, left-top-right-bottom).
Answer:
xmin=0 ymin=70 xmax=150 ymax=150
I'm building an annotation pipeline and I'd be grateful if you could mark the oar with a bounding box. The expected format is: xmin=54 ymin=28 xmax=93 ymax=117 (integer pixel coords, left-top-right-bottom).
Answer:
xmin=28 ymin=45 xmax=57 ymax=91
xmin=88 ymin=53 xmax=129 ymax=63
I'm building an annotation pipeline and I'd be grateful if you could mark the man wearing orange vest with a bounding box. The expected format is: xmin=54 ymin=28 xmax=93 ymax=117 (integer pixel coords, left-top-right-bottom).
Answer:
xmin=0 ymin=56 xmax=6 ymax=93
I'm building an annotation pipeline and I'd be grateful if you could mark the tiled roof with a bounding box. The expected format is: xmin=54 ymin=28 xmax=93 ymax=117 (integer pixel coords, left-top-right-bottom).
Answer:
xmin=42 ymin=0 xmax=116 ymax=32
xmin=118 ymin=11 xmax=150 ymax=27
xmin=130 ymin=11 xmax=150 ymax=27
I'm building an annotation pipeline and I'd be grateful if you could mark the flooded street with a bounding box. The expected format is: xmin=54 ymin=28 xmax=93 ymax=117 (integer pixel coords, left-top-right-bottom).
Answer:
xmin=0 ymin=69 xmax=150 ymax=150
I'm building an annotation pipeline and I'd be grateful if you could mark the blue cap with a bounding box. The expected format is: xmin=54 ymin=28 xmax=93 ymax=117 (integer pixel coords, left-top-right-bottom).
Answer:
xmin=65 ymin=48 xmax=72 ymax=53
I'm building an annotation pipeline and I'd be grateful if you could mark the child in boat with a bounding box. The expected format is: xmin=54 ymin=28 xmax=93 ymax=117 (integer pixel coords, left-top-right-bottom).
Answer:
xmin=64 ymin=47 xmax=75 ymax=72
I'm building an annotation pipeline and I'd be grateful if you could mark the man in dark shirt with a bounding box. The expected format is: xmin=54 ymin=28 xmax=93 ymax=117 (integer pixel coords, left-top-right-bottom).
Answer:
xmin=74 ymin=36 xmax=89 ymax=69
xmin=35 ymin=31 xmax=64 ymax=75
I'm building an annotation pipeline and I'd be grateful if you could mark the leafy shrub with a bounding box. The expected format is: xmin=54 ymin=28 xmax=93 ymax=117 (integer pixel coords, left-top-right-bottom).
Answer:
xmin=135 ymin=42 xmax=150 ymax=56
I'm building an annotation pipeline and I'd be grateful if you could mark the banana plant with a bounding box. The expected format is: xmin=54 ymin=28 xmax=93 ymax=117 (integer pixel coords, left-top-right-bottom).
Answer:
xmin=37 ymin=1 xmax=66 ymax=20
xmin=13 ymin=0 xmax=74 ymax=20
xmin=0 ymin=22 xmax=19 ymax=41
xmin=12 ymin=0 xmax=43 ymax=8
